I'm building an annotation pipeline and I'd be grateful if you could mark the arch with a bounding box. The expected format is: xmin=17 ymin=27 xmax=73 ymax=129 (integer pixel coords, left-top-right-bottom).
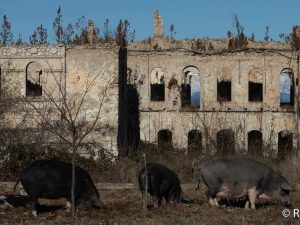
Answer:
xmin=181 ymin=66 xmax=200 ymax=108
xmin=277 ymin=130 xmax=293 ymax=160
xmin=26 ymin=61 xmax=43 ymax=97
xmin=216 ymin=129 xmax=235 ymax=155
xmin=247 ymin=130 xmax=263 ymax=156
xmin=248 ymin=68 xmax=263 ymax=102
xmin=217 ymin=67 xmax=231 ymax=102
xmin=150 ymin=68 xmax=165 ymax=101
xmin=182 ymin=65 xmax=200 ymax=75
xmin=158 ymin=129 xmax=172 ymax=148
xmin=280 ymin=68 xmax=294 ymax=106
xmin=188 ymin=130 xmax=202 ymax=155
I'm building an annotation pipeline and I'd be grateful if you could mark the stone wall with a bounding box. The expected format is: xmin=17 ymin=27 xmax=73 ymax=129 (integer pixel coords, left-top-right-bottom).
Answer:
xmin=127 ymin=48 xmax=299 ymax=157
xmin=66 ymin=46 xmax=119 ymax=154
xmin=0 ymin=45 xmax=65 ymax=128
xmin=0 ymin=41 xmax=298 ymax=158
xmin=0 ymin=45 xmax=120 ymax=156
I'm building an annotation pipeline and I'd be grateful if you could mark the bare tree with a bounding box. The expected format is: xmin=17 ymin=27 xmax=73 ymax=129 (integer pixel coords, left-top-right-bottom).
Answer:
xmin=264 ymin=26 xmax=270 ymax=41
xmin=232 ymin=14 xmax=244 ymax=36
xmin=279 ymin=32 xmax=292 ymax=43
xmin=102 ymin=18 xmax=114 ymax=42
xmin=228 ymin=14 xmax=248 ymax=50
xmin=73 ymin=16 xmax=88 ymax=44
xmin=29 ymin=25 xmax=48 ymax=45
xmin=0 ymin=15 xmax=13 ymax=45
xmin=115 ymin=19 xmax=130 ymax=47
xmin=53 ymin=6 xmax=64 ymax=44
xmin=22 ymin=59 xmax=114 ymax=224
xmin=169 ymin=24 xmax=176 ymax=41
xmin=63 ymin=23 xmax=74 ymax=44
xmin=15 ymin=34 xmax=24 ymax=45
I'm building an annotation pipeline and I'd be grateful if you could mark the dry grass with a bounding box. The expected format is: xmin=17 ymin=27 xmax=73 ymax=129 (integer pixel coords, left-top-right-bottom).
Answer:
xmin=0 ymin=184 xmax=299 ymax=225
xmin=1 ymin=144 xmax=300 ymax=224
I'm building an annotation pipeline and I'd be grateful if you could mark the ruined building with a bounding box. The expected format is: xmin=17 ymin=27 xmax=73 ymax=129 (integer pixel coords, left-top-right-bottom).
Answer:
xmin=0 ymin=10 xmax=299 ymax=160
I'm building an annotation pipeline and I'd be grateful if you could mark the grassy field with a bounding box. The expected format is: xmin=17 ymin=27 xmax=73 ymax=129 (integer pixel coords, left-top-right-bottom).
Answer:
xmin=0 ymin=183 xmax=299 ymax=225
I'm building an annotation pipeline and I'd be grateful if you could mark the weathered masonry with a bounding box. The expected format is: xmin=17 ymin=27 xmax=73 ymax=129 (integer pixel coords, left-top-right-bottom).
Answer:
xmin=0 ymin=45 xmax=120 ymax=155
xmin=0 ymin=10 xmax=300 ymax=160
xmin=126 ymin=10 xmax=300 ymax=159
xmin=127 ymin=49 xmax=299 ymax=159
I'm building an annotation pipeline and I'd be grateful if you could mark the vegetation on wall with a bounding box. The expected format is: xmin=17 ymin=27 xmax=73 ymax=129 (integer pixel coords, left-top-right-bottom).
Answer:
xmin=227 ymin=14 xmax=248 ymax=50
xmin=0 ymin=7 xmax=297 ymax=46
xmin=29 ymin=24 xmax=48 ymax=45
xmin=0 ymin=15 xmax=13 ymax=45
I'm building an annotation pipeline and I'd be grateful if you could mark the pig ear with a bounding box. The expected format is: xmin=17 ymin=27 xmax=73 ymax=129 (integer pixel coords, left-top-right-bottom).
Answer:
xmin=281 ymin=182 xmax=294 ymax=191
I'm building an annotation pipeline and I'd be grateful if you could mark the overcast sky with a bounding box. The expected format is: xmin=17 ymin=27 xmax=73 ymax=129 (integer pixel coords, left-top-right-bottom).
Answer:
xmin=1 ymin=0 xmax=300 ymax=43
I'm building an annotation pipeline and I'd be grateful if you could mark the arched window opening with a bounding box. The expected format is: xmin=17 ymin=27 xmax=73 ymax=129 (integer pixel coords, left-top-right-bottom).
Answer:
xmin=150 ymin=68 xmax=165 ymax=101
xmin=278 ymin=130 xmax=293 ymax=160
xmin=248 ymin=69 xmax=263 ymax=102
xmin=181 ymin=66 xmax=200 ymax=108
xmin=216 ymin=129 xmax=235 ymax=155
xmin=248 ymin=130 xmax=263 ymax=156
xmin=280 ymin=69 xmax=294 ymax=106
xmin=26 ymin=62 xmax=43 ymax=97
xmin=217 ymin=67 xmax=231 ymax=102
xmin=188 ymin=130 xmax=202 ymax=156
xmin=158 ymin=129 xmax=172 ymax=148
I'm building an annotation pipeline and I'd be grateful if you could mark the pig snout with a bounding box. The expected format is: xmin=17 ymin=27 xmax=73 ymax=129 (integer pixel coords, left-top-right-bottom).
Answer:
xmin=93 ymin=198 xmax=105 ymax=209
xmin=180 ymin=191 xmax=193 ymax=204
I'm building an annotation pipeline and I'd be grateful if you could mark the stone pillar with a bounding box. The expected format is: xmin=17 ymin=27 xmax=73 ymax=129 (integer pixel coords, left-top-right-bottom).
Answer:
xmin=292 ymin=26 xmax=300 ymax=50
xmin=154 ymin=9 xmax=164 ymax=38
xmin=153 ymin=9 xmax=164 ymax=48
xmin=87 ymin=19 xmax=95 ymax=45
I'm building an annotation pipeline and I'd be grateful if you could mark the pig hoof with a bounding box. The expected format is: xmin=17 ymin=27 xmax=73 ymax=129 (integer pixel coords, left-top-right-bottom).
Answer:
xmin=20 ymin=190 xmax=28 ymax=196
xmin=244 ymin=201 xmax=250 ymax=209
xmin=213 ymin=198 xmax=219 ymax=206
xmin=208 ymin=199 xmax=214 ymax=206
xmin=32 ymin=210 xmax=37 ymax=217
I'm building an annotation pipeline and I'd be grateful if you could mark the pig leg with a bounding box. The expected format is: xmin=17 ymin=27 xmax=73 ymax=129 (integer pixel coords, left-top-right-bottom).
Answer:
xmin=30 ymin=196 xmax=38 ymax=217
xmin=151 ymin=188 xmax=161 ymax=208
xmin=206 ymin=188 xmax=219 ymax=206
xmin=213 ymin=198 xmax=219 ymax=206
xmin=158 ymin=197 xmax=162 ymax=206
xmin=165 ymin=195 xmax=170 ymax=204
xmin=152 ymin=196 xmax=161 ymax=208
xmin=66 ymin=201 xmax=71 ymax=212
xmin=248 ymin=188 xmax=257 ymax=209
xmin=208 ymin=197 xmax=214 ymax=206
xmin=244 ymin=200 xmax=250 ymax=209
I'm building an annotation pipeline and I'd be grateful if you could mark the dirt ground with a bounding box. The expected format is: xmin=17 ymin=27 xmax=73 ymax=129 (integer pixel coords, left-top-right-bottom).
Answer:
xmin=0 ymin=183 xmax=299 ymax=225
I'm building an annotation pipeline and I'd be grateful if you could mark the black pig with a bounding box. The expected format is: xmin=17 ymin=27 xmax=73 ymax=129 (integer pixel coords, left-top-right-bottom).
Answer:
xmin=138 ymin=163 xmax=192 ymax=208
xmin=14 ymin=159 xmax=104 ymax=216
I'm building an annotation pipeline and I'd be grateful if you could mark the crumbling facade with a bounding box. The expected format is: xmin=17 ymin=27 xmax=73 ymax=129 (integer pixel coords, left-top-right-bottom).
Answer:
xmin=127 ymin=49 xmax=299 ymax=158
xmin=126 ymin=11 xmax=300 ymax=159
xmin=0 ymin=45 xmax=120 ymax=155
xmin=0 ymin=11 xmax=299 ymax=159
